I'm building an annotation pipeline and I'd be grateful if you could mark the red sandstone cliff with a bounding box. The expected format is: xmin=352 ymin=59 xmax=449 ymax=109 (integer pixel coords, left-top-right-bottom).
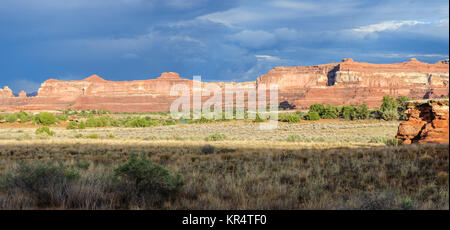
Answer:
xmin=257 ymin=58 xmax=449 ymax=109
xmin=0 ymin=58 xmax=448 ymax=112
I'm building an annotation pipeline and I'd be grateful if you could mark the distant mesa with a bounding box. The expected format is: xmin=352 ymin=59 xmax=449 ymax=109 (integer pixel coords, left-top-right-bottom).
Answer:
xmin=0 ymin=58 xmax=448 ymax=113
xmin=157 ymin=72 xmax=182 ymax=80
xmin=341 ymin=58 xmax=355 ymax=63
xmin=83 ymin=74 xmax=106 ymax=82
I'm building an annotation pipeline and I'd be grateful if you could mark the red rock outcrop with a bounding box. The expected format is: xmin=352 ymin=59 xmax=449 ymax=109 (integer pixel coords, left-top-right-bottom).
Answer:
xmin=18 ymin=91 xmax=27 ymax=98
xmin=0 ymin=58 xmax=448 ymax=112
xmin=396 ymin=99 xmax=449 ymax=144
xmin=0 ymin=86 xmax=14 ymax=98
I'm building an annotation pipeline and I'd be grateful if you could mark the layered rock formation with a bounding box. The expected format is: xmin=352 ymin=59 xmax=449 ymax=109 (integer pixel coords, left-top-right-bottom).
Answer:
xmin=396 ymin=99 xmax=449 ymax=144
xmin=0 ymin=58 xmax=448 ymax=112
xmin=257 ymin=58 xmax=449 ymax=109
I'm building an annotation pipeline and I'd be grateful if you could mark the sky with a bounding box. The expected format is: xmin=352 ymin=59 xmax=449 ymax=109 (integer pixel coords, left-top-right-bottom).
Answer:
xmin=0 ymin=0 xmax=449 ymax=94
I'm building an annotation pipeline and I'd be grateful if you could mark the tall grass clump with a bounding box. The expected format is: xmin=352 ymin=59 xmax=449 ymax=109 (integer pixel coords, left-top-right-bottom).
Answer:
xmin=0 ymin=162 xmax=79 ymax=207
xmin=206 ymin=133 xmax=227 ymax=141
xmin=35 ymin=127 xmax=54 ymax=136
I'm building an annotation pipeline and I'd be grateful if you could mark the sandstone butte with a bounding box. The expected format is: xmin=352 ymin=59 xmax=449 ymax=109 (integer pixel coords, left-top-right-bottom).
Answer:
xmin=396 ymin=99 xmax=449 ymax=144
xmin=0 ymin=58 xmax=448 ymax=113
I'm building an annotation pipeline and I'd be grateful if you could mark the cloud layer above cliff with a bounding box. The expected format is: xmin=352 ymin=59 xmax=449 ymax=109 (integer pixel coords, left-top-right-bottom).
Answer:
xmin=1 ymin=0 xmax=448 ymax=93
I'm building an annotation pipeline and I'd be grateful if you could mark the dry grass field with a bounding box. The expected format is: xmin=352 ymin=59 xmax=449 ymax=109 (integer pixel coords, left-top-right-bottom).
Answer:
xmin=0 ymin=119 xmax=448 ymax=210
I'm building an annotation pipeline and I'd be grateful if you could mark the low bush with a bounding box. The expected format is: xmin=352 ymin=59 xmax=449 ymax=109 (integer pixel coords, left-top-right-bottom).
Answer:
xmin=6 ymin=114 xmax=18 ymax=123
xmin=321 ymin=105 xmax=340 ymax=119
xmin=304 ymin=112 xmax=320 ymax=121
xmin=35 ymin=127 xmax=54 ymax=136
xmin=279 ymin=113 xmax=301 ymax=123
xmin=66 ymin=121 xmax=78 ymax=130
xmin=381 ymin=109 xmax=400 ymax=121
xmin=309 ymin=104 xmax=325 ymax=116
xmin=286 ymin=134 xmax=302 ymax=142
xmin=78 ymin=121 xmax=86 ymax=129
xmin=369 ymin=136 xmax=402 ymax=146
xmin=86 ymin=134 xmax=99 ymax=139
xmin=34 ymin=112 xmax=57 ymax=125
xmin=200 ymin=145 xmax=216 ymax=154
xmin=57 ymin=114 xmax=68 ymax=121
xmin=123 ymin=117 xmax=159 ymax=128
xmin=162 ymin=120 xmax=176 ymax=126
xmin=206 ymin=133 xmax=227 ymax=141
xmin=355 ymin=104 xmax=370 ymax=120
xmin=86 ymin=116 xmax=111 ymax=128
xmin=17 ymin=111 xmax=33 ymax=123
xmin=341 ymin=105 xmax=356 ymax=120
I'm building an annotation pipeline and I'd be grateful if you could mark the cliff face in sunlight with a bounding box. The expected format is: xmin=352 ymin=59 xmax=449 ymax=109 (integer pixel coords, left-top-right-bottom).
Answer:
xmin=397 ymin=99 xmax=449 ymax=144
xmin=1 ymin=59 xmax=448 ymax=112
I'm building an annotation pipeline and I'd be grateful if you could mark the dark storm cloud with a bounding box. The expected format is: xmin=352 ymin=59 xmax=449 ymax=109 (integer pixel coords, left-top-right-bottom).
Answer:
xmin=0 ymin=0 xmax=448 ymax=93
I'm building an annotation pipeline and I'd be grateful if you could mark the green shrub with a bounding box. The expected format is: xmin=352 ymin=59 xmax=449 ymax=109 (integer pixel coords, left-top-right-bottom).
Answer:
xmin=86 ymin=134 xmax=99 ymax=139
xmin=78 ymin=121 xmax=86 ymax=129
xmin=17 ymin=111 xmax=32 ymax=123
xmin=381 ymin=109 xmax=399 ymax=121
xmin=341 ymin=105 xmax=356 ymax=120
xmin=309 ymin=104 xmax=325 ymax=116
xmin=254 ymin=114 xmax=265 ymax=122
xmin=286 ymin=134 xmax=302 ymax=142
xmin=355 ymin=104 xmax=370 ymax=119
xmin=162 ymin=120 xmax=176 ymax=126
xmin=295 ymin=111 xmax=304 ymax=118
xmin=113 ymin=154 xmax=183 ymax=202
xmin=66 ymin=121 xmax=78 ymax=130
xmin=34 ymin=112 xmax=57 ymax=125
xmin=380 ymin=96 xmax=400 ymax=121
xmin=6 ymin=114 xmax=18 ymax=123
xmin=123 ymin=117 xmax=159 ymax=128
xmin=304 ymin=112 xmax=320 ymax=121
xmin=396 ymin=96 xmax=411 ymax=120
xmin=279 ymin=113 xmax=301 ymax=123
xmin=206 ymin=133 xmax=227 ymax=141
xmin=57 ymin=114 xmax=68 ymax=121
xmin=74 ymin=134 xmax=83 ymax=138
xmin=381 ymin=95 xmax=398 ymax=112
xmin=0 ymin=114 xmax=4 ymax=121
xmin=35 ymin=127 xmax=54 ymax=136
xmin=321 ymin=105 xmax=340 ymax=119
xmin=1 ymin=162 xmax=79 ymax=207
xmin=200 ymin=145 xmax=216 ymax=154
xmin=86 ymin=116 xmax=111 ymax=128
